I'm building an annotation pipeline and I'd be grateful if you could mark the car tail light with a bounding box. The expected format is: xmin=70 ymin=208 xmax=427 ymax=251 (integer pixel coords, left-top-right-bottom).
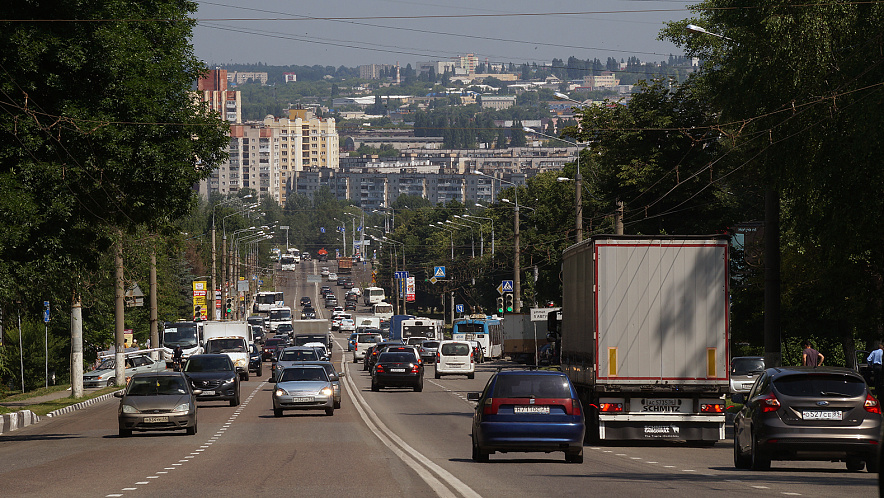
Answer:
xmin=411 ymin=364 xmax=420 ymax=373
xmin=701 ymin=403 xmax=724 ymax=413
xmin=759 ymin=393 xmax=780 ymax=413
xmin=483 ymin=397 xmax=498 ymax=415
xmin=470 ymin=351 xmax=474 ymax=364
xmin=599 ymin=402 xmax=623 ymax=412
xmin=865 ymin=393 xmax=881 ymax=414
xmin=375 ymin=364 xmax=385 ymax=373
xmin=568 ymin=398 xmax=582 ymax=416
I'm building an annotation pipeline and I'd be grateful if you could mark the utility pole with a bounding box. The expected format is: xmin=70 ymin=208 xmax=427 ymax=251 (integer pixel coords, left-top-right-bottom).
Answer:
xmin=71 ymin=294 xmax=83 ymax=398
xmin=576 ymin=169 xmax=583 ymax=242
xmin=614 ymin=200 xmax=624 ymax=235
xmin=114 ymin=235 xmax=125 ymax=387
xmin=150 ymin=243 xmax=159 ymax=359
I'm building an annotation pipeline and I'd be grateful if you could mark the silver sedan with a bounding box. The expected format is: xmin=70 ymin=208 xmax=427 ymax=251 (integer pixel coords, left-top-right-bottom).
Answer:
xmin=273 ymin=365 xmax=335 ymax=417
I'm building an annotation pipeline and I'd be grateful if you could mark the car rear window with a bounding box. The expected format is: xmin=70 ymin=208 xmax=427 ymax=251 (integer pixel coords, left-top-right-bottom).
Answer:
xmin=441 ymin=343 xmax=470 ymax=356
xmin=422 ymin=341 xmax=440 ymax=348
xmin=358 ymin=334 xmax=381 ymax=343
xmin=773 ymin=374 xmax=866 ymax=397
xmin=378 ymin=352 xmax=415 ymax=363
xmin=732 ymin=358 xmax=764 ymax=375
xmin=492 ymin=374 xmax=572 ymax=399
xmin=280 ymin=350 xmax=318 ymax=362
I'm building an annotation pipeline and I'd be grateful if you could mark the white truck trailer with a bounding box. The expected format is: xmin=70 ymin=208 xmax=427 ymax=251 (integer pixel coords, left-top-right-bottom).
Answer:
xmin=561 ymin=235 xmax=730 ymax=443
xmin=201 ymin=321 xmax=253 ymax=381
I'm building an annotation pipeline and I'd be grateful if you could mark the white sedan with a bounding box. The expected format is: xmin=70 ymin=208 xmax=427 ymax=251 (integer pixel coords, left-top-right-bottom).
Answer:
xmin=327 ymin=272 xmax=338 ymax=281
xmin=339 ymin=319 xmax=356 ymax=333
xmin=320 ymin=267 xmax=330 ymax=276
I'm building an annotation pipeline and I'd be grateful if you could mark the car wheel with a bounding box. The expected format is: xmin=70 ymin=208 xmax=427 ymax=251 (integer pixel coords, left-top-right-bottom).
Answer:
xmin=119 ymin=428 xmax=131 ymax=438
xmin=186 ymin=421 xmax=197 ymax=436
xmin=471 ymin=436 xmax=489 ymax=462
xmin=435 ymin=370 xmax=441 ymax=380
xmin=326 ymin=407 xmax=334 ymax=416
xmin=334 ymin=400 xmax=341 ymax=409
xmin=273 ymin=407 xmax=282 ymax=417
xmin=242 ymin=372 xmax=249 ymax=381
xmin=565 ymin=448 xmax=584 ymax=463
xmin=414 ymin=380 xmax=423 ymax=392
xmin=107 ymin=378 xmax=116 ymax=387
xmin=468 ymin=373 xmax=475 ymax=380
xmin=230 ymin=390 xmax=240 ymax=407
xmin=733 ymin=437 xmax=751 ymax=469
xmin=256 ymin=365 xmax=263 ymax=377
xmin=363 ymin=362 xmax=369 ymax=372
xmin=750 ymin=435 xmax=771 ymax=470
xmin=846 ymin=458 xmax=866 ymax=472
xmin=371 ymin=381 xmax=380 ymax=392
xmin=866 ymin=453 xmax=880 ymax=473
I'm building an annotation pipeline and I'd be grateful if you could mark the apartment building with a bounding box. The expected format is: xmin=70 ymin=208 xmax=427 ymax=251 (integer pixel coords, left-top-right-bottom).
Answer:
xmin=480 ymin=95 xmax=517 ymax=110
xmin=582 ymin=71 xmax=619 ymax=88
xmin=228 ymin=71 xmax=268 ymax=85
xmin=198 ymin=108 xmax=338 ymax=205
xmin=197 ymin=68 xmax=242 ymax=123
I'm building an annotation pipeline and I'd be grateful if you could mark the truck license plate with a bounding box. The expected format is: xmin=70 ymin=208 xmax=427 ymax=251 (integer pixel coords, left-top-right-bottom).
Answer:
xmin=803 ymin=410 xmax=842 ymax=420
xmin=143 ymin=416 xmax=169 ymax=423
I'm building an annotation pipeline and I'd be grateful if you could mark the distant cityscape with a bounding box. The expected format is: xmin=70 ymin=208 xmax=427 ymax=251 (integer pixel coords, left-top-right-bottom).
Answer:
xmin=196 ymin=54 xmax=697 ymax=207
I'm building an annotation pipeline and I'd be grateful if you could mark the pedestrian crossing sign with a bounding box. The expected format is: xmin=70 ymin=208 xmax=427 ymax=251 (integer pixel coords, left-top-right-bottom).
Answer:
xmin=434 ymin=266 xmax=446 ymax=278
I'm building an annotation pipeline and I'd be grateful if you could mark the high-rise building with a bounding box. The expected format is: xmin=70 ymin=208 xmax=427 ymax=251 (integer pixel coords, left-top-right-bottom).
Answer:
xmin=197 ymin=68 xmax=241 ymax=123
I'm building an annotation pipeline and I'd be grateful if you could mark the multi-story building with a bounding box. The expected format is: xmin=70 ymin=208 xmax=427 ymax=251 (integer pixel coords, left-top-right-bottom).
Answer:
xmin=198 ymin=108 xmax=338 ymax=205
xmin=228 ymin=71 xmax=268 ymax=85
xmin=197 ymin=68 xmax=242 ymax=123
xmin=480 ymin=95 xmax=517 ymax=110
xmin=358 ymin=64 xmax=394 ymax=80
xmin=583 ymin=71 xmax=619 ymax=88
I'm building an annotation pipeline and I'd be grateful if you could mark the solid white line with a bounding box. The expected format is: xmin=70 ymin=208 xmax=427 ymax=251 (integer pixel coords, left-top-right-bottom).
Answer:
xmin=339 ymin=341 xmax=481 ymax=498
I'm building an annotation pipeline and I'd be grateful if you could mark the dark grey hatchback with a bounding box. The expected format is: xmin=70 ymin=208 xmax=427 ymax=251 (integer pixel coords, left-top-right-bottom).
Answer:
xmin=733 ymin=366 xmax=881 ymax=472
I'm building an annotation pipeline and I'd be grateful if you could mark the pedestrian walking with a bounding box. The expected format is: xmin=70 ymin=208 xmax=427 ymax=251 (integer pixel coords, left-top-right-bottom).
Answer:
xmin=802 ymin=340 xmax=824 ymax=367
xmin=867 ymin=343 xmax=884 ymax=396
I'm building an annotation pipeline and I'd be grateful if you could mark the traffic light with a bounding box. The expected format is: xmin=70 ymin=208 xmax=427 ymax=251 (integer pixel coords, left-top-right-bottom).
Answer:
xmin=505 ymin=293 xmax=514 ymax=312
xmin=226 ymin=298 xmax=233 ymax=314
xmin=496 ymin=297 xmax=504 ymax=313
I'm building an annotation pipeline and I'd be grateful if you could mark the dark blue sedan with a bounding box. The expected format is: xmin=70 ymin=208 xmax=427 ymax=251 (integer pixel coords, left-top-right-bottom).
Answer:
xmin=467 ymin=370 xmax=585 ymax=463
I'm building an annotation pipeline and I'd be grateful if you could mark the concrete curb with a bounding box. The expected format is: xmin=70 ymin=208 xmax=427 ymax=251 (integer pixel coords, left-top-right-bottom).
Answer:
xmin=0 ymin=410 xmax=40 ymax=435
xmin=0 ymin=389 xmax=122 ymax=436
xmin=45 ymin=390 xmax=122 ymax=418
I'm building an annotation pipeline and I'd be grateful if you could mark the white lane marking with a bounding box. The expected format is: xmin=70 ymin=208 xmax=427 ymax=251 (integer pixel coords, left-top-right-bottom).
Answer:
xmin=682 ymin=469 xmax=696 ymax=472
xmin=338 ymin=339 xmax=481 ymax=498
xmin=646 ymin=461 xmax=658 ymax=464
xmin=782 ymin=493 xmax=801 ymax=496
xmin=135 ymin=482 xmax=149 ymax=485
xmin=630 ymin=457 xmax=641 ymax=460
xmin=753 ymin=486 xmax=770 ymax=489
xmin=147 ymin=476 xmax=160 ymax=479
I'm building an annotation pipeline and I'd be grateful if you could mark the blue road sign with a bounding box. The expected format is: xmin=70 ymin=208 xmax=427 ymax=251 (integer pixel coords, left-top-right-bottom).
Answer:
xmin=43 ymin=309 xmax=50 ymax=323
xmin=456 ymin=304 xmax=464 ymax=313
xmin=320 ymin=227 xmax=325 ymax=233
xmin=434 ymin=266 xmax=446 ymax=278
xmin=501 ymin=280 xmax=514 ymax=292
xmin=394 ymin=271 xmax=409 ymax=279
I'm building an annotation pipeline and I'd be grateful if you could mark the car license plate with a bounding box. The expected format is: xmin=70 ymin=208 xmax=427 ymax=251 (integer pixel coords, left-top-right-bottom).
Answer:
xmin=514 ymin=405 xmax=550 ymax=414
xmin=292 ymin=397 xmax=312 ymax=403
xmin=390 ymin=368 xmax=406 ymax=373
xmin=144 ymin=416 xmax=169 ymax=423
xmin=803 ymin=410 xmax=842 ymax=421
xmin=201 ymin=390 xmax=215 ymax=396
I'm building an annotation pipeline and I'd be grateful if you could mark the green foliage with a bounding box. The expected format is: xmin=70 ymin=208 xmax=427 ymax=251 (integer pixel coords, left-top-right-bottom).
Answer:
xmin=352 ymin=144 xmax=399 ymax=158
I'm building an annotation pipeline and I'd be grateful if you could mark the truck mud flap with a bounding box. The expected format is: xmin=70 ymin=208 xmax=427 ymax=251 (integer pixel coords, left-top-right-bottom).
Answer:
xmin=599 ymin=421 xmax=723 ymax=441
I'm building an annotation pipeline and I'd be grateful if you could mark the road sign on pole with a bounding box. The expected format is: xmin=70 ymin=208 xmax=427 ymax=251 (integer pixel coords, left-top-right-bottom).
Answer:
xmin=434 ymin=266 xmax=446 ymax=278
xmin=456 ymin=304 xmax=464 ymax=313
xmin=501 ymin=280 xmax=514 ymax=292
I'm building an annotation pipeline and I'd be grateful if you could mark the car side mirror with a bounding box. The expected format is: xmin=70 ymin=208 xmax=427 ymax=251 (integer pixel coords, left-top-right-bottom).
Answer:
xmin=337 ymin=372 xmax=345 ymax=378
xmin=467 ymin=392 xmax=481 ymax=401
xmin=113 ymin=391 xmax=125 ymax=398
xmin=731 ymin=393 xmax=745 ymax=404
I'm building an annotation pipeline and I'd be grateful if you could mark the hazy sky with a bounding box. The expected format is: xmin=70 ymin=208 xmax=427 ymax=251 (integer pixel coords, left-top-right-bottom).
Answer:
xmin=191 ymin=0 xmax=696 ymax=68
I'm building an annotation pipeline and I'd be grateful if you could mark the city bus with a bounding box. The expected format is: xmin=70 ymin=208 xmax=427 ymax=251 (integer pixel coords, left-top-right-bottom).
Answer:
xmin=254 ymin=291 xmax=284 ymax=313
xmin=401 ymin=318 xmax=441 ymax=342
xmin=452 ymin=316 xmax=503 ymax=359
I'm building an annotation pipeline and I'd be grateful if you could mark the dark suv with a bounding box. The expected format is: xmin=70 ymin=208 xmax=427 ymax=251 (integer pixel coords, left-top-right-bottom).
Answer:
xmin=733 ymin=366 xmax=881 ymax=472
xmin=182 ymin=354 xmax=241 ymax=406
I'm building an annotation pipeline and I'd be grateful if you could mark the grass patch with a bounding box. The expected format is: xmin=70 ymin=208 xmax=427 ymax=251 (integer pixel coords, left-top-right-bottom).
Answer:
xmin=0 ymin=385 xmax=122 ymax=416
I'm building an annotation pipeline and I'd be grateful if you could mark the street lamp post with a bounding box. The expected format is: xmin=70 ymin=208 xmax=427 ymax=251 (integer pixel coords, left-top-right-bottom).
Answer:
xmin=212 ymin=194 xmax=252 ymax=321
xmin=432 ymin=223 xmax=455 ymax=261
xmin=474 ymin=171 xmax=522 ymax=313
xmin=446 ymin=219 xmax=475 ymax=258
xmin=524 ymin=127 xmax=584 ymax=243
xmin=454 ymin=215 xmax=484 ymax=257
xmin=467 ymin=211 xmax=494 ymax=255
xmin=686 ymin=23 xmax=780 ymax=368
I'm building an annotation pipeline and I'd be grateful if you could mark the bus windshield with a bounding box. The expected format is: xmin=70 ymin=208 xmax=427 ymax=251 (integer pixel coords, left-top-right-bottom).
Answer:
xmin=403 ymin=325 xmax=436 ymax=340
xmin=162 ymin=322 xmax=199 ymax=348
xmin=256 ymin=293 xmax=276 ymax=305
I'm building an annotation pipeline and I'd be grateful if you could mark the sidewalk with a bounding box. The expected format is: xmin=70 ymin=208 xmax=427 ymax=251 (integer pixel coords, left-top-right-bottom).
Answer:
xmin=0 ymin=387 xmax=82 ymax=409
xmin=0 ymin=387 xmax=113 ymax=435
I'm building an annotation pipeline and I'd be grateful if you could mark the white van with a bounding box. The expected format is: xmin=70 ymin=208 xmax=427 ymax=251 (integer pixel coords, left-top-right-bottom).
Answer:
xmin=363 ymin=287 xmax=386 ymax=306
xmin=354 ymin=332 xmax=383 ymax=362
xmin=267 ymin=306 xmax=292 ymax=333
xmin=201 ymin=321 xmax=252 ymax=381
xmin=434 ymin=340 xmax=475 ymax=379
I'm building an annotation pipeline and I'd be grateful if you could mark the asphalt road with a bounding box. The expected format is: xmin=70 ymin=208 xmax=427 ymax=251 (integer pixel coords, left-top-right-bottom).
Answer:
xmin=0 ymin=260 xmax=876 ymax=497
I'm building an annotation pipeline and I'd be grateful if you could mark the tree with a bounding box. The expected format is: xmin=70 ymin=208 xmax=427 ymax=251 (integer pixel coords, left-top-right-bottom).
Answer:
xmin=661 ymin=0 xmax=884 ymax=356
xmin=509 ymin=121 xmax=527 ymax=147
xmin=0 ymin=0 xmax=229 ymax=375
